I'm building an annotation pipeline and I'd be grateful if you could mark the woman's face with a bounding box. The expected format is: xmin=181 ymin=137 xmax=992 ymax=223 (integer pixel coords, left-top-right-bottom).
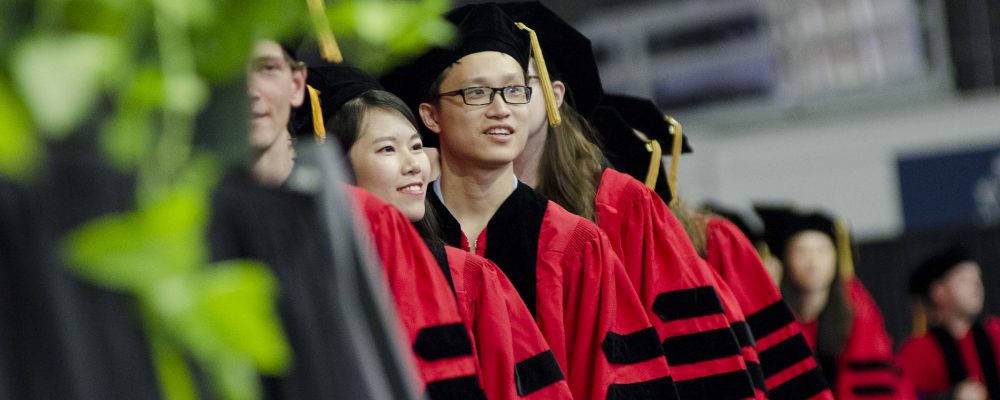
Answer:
xmin=419 ymin=51 xmax=530 ymax=168
xmin=784 ymin=230 xmax=838 ymax=293
xmin=349 ymin=107 xmax=431 ymax=222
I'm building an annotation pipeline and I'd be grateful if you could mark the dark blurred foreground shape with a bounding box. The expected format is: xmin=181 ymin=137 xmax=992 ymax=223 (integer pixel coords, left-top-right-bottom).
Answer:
xmin=0 ymin=84 xmax=422 ymax=399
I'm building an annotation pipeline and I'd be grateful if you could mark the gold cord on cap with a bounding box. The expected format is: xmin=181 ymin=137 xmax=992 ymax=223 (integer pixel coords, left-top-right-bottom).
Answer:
xmin=306 ymin=0 xmax=343 ymax=63
xmin=665 ymin=115 xmax=683 ymax=207
xmin=834 ymin=218 xmax=855 ymax=279
xmin=514 ymin=22 xmax=561 ymax=127
xmin=306 ymin=85 xmax=326 ymax=142
xmin=643 ymin=138 xmax=662 ymax=190
xmin=912 ymin=303 xmax=928 ymax=336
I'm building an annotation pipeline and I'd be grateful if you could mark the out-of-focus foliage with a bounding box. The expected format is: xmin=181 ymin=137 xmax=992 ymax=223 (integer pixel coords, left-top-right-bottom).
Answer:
xmin=2 ymin=0 xmax=453 ymax=398
xmin=63 ymin=158 xmax=290 ymax=399
xmin=327 ymin=0 xmax=454 ymax=74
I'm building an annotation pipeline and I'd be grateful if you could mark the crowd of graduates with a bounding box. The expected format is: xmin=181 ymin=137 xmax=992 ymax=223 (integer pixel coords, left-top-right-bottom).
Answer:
xmin=224 ymin=1 xmax=1000 ymax=399
xmin=3 ymin=1 xmax=998 ymax=399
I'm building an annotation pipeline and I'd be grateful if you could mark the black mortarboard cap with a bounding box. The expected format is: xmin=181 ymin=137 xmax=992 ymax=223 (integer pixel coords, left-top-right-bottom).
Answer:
xmin=497 ymin=2 xmax=604 ymax=117
xmin=755 ymin=205 xmax=836 ymax=261
xmin=599 ymin=94 xmax=692 ymax=153
xmin=909 ymin=245 xmax=975 ymax=299
xmin=380 ymin=3 xmax=531 ymax=143
xmin=590 ymin=105 xmax=673 ymax=202
xmin=295 ymin=63 xmax=383 ymax=141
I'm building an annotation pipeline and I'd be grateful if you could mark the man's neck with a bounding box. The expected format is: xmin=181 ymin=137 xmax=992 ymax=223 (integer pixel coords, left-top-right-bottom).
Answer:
xmin=934 ymin=310 xmax=975 ymax=339
xmin=250 ymin=130 xmax=295 ymax=186
xmin=799 ymin=289 xmax=831 ymax=323
xmin=438 ymin=153 xmax=517 ymax=245
xmin=513 ymin=127 xmax=547 ymax=188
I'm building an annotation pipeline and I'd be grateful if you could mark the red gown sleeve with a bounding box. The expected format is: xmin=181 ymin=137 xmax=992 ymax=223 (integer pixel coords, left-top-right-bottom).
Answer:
xmin=835 ymin=278 xmax=916 ymax=400
xmin=896 ymin=333 xmax=952 ymax=396
xmin=705 ymin=217 xmax=834 ymax=399
xmin=349 ymin=186 xmax=484 ymax=399
xmin=594 ymin=169 xmax=757 ymax=399
xmin=446 ymin=246 xmax=572 ymax=400
xmin=538 ymin=204 xmax=678 ymax=400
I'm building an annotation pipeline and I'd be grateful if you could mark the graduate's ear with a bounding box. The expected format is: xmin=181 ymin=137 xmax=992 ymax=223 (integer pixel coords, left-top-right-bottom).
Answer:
xmin=289 ymin=64 xmax=307 ymax=107
xmin=419 ymin=102 xmax=442 ymax=134
xmin=551 ymin=79 xmax=566 ymax=109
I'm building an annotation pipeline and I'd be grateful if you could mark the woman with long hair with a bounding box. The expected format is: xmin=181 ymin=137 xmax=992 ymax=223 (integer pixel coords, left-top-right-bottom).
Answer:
xmin=496 ymin=3 xmax=773 ymax=399
xmin=756 ymin=206 xmax=916 ymax=399
xmin=299 ymin=62 xmax=572 ymax=400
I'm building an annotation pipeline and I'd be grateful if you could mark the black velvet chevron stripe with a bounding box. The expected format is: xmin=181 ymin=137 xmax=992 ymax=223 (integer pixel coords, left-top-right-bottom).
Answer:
xmin=425 ymin=375 xmax=487 ymax=400
xmin=662 ymin=328 xmax=741 ymax=365
xmin=746 ymin=361 xmax=767 ymax=394
xmin=929 ymin=325 xmax=967 ymax=385
xmin=850 ymin=385 xmax=894 ymax=396
xmin=674 ymin=370 xmax=756 ymax=400
xmin=747 ymin=301 xmax=797 ymax=340
xmin=972 ymin=322 xmax=1000 ymax=400
xmin=759 ymin=335 xmax=814 ymax=378
xmin=652 ymin=286 xmax=725 ymax=322
xmin=731 ymin=321 xmax=756 ymax=348
xmin=514 ymin=350 xmax=565 ymax=396
xmin=846 ymin=360 xmax=893 ymax=372
xmin=424 ymin=239 xmax=456 ymax=293
xmin=767 ymin=367 xmax=829 ymax=400
xmin=606 ymin=376 xmax=680 ymax=400
xmin=412 ymin=323 xmax=473 ymax=361
xmin=602 ymin=327 xmax=665 ymax=364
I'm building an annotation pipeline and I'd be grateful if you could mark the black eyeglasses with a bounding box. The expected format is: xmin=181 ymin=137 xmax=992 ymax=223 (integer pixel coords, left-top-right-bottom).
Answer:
xmin=436 ymin=85 xmax=533 ymax=106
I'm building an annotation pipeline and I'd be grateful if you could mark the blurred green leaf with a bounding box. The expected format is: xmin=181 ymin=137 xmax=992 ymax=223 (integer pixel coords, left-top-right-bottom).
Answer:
xmin=11 ymin=33 xmax=125 ymax=138
xmin=198 ymin=260 xmax=290 ymax=375
xmin=326 ymin=0 xmax=454 ymax=74
xmin=0 ymin=76 xmax=41 ymax=181
xmin=149 ymin=322 xmax=198 ymax=400
xmin=209 ymin=355 xmax=260 ymax=400
xmin=62 ymin=174 xmax=209 ymax=290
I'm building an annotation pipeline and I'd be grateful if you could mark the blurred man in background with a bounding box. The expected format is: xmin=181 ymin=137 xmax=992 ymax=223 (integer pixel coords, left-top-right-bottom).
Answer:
xmin=897 ymin=246 xmax=999 ymax=400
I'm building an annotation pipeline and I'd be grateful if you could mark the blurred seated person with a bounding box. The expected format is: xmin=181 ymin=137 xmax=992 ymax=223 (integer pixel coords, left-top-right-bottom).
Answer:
xmin=897 ymin=245 xmax=999 ymax=400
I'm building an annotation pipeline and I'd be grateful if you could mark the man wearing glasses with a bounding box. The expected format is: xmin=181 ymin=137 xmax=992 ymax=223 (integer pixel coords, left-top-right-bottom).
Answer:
xmin=382 ymin=4 xmax=676 ymax=399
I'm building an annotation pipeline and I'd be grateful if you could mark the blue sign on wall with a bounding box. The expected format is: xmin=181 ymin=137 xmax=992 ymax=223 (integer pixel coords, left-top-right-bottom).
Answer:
xmin=898 ymin=142 xmax=1000 ymax=231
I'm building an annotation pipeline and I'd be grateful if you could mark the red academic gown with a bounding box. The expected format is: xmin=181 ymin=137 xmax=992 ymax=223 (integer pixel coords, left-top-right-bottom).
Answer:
xmin=896 ymin=316 xmax=1000 ymax=399
xmin=349 ymin=187 xmax=485 ymax=399
xmin=594 ymin=168 xmax=759 ymax=399
xmin=800 ymin=278 xmax=916 ymax=400
xmin=705 ymin=217 xmax=835 ymax=400
xmin=430 ymin=182 xmax=678 ymax=400
xmin=429 ymin=243 xmax=573 ymax=399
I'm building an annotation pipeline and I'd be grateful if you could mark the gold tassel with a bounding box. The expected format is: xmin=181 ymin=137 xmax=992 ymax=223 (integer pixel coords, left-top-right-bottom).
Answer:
xmin=307 ymin=85 xmax=326 ymax=142
xmin=665 ymin=115 xmax=683 ymax=207
xmin=643 ymin=139 xmax=662 ymax=190
xmin=514 ymin=22 xmax=561 ymax=127
xmin=912 ymin=302 xmax=928 ymax=336
xmin=834 ymin=218 xmax=855 ymax=279
xmin=306 ymin=0 xmax=343 ymax=63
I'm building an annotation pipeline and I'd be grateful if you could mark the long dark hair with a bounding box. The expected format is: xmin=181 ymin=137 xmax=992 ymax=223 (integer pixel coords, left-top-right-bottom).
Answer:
xmin=534 ymin=102 xmax=606 ymax=221
xmin=328 ymin=89 xmax=441 ymax=240
xmin=778 ymin=232 xmax=853 ymax=383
